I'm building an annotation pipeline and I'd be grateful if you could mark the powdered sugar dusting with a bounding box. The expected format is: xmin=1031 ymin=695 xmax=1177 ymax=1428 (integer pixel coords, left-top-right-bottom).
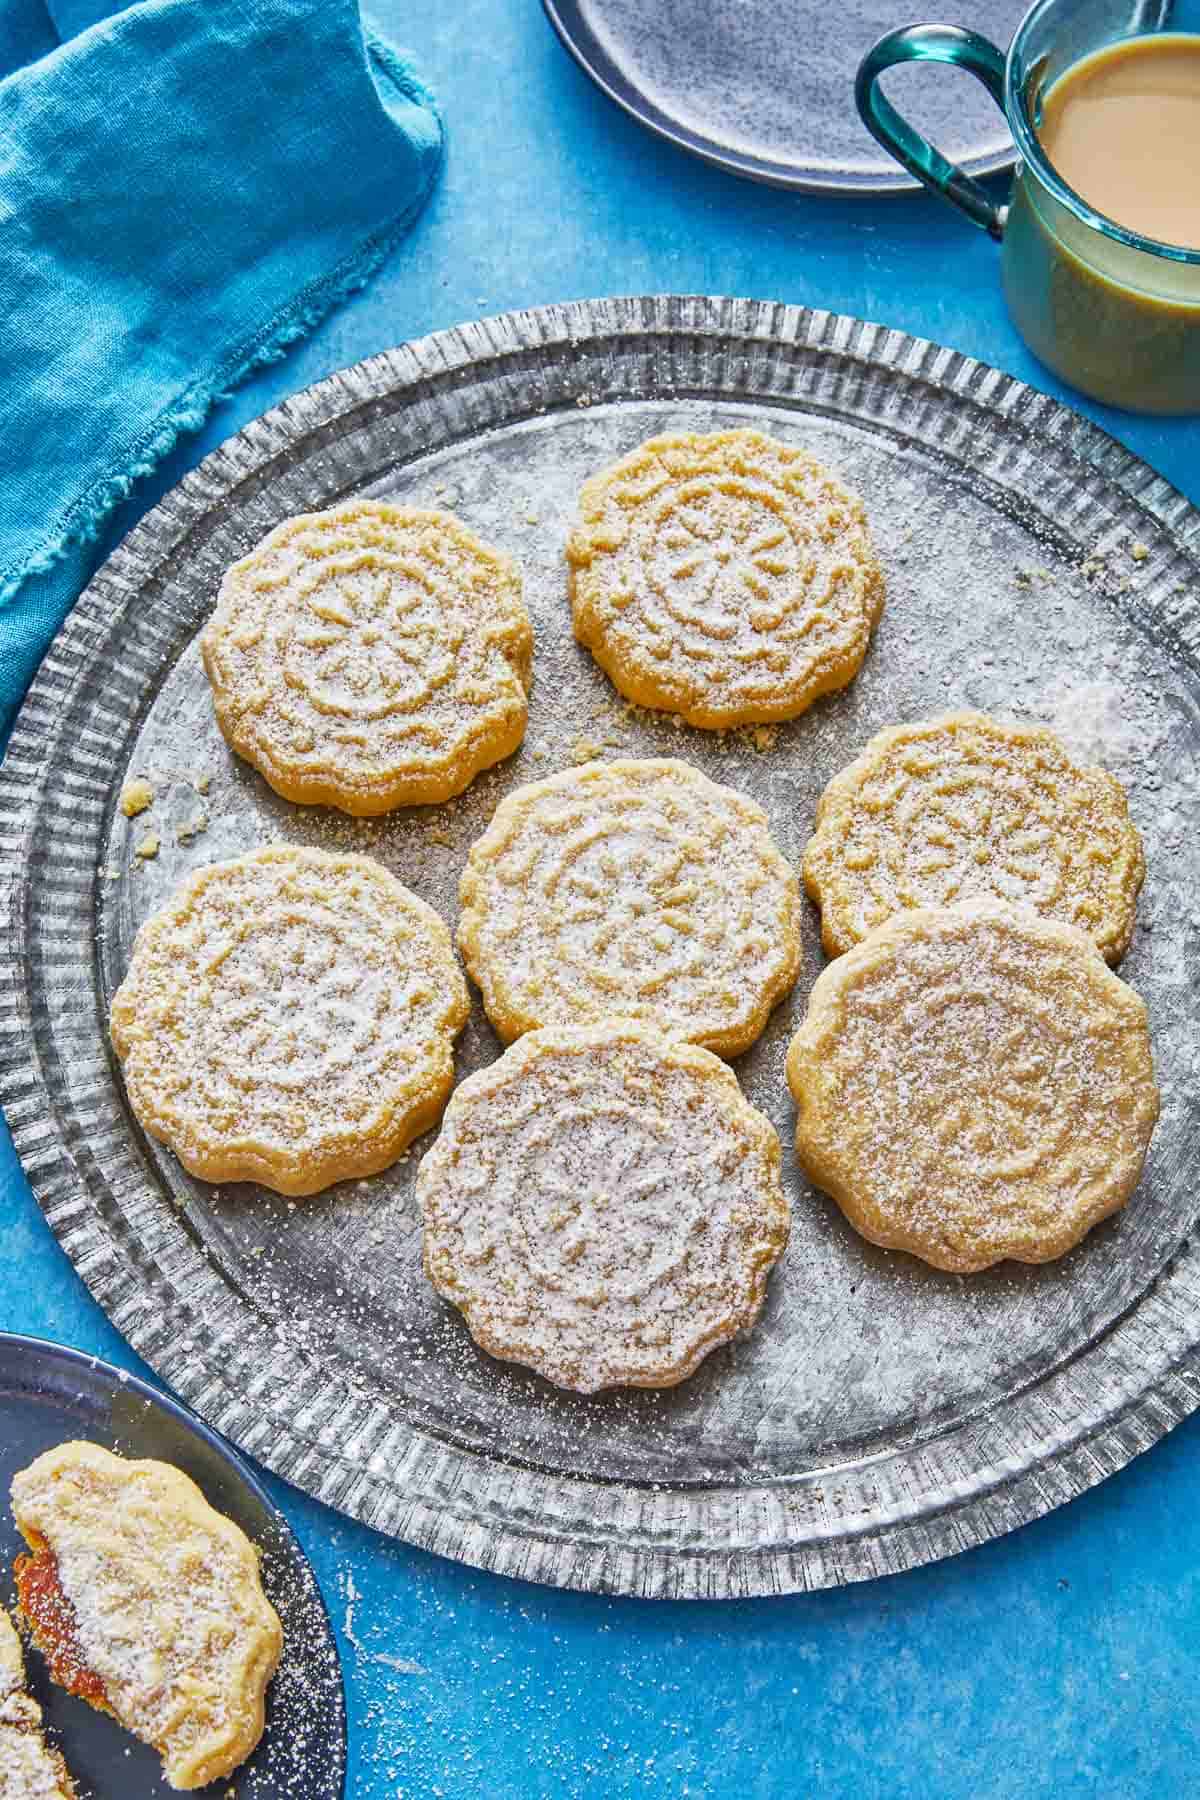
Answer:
xmin=1033 ymin=676 xmax=1160 ymax=769
xmin=110 ymin=845 xmax=468 ymax=1194
xmin=790 ymin=901 xmax=1159 ymax=1273
xmin=0 ymin=1608 xmax=75 ymax=1800
xmin=11 ymin=1444 xmax=281 ymax=1790
xmin=418 ymin=1024 xmax=789 ymax=1391
xmin=569 ymin=429 xmax=884 ymax=727
xmin=201 ymin=501 xmax=531 ymax=812
xmin=0 ymin=1609 xmax=31 ymax=1717
xmin=458 ymin=758 xmax=801 ymax=1054
xmin=803 ymin=711 xmax=1143 ymax=962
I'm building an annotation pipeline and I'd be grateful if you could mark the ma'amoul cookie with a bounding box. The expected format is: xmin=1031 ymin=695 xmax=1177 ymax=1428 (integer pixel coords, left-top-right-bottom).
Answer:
xmin=803 ymin=711 xmax=1145 ymax=962
xmin=568 ymin=428 xmax=884 ymax=728
xmin=419 ymin=1021 xmax=790 ymax=1392
xmin=110 ymin=845 xmax=469 ymax=1195
xmin=1 ymin=1607 xmax=78 ymax=1799
xmin=201 ymin=500 xmax=532 ymax=814
xmin=11 ymin=1442 xmax=282 ymax=1792
xmin=786 ymin=901 xmax=1159 ymax=1274
xmin=458 ymin=757 xmax=802 ymax=1056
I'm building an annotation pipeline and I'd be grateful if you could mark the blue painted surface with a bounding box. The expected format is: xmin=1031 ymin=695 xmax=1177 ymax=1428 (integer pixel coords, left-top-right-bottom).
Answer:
xmin=4 ymin=2 xmax=1200 ymax=1794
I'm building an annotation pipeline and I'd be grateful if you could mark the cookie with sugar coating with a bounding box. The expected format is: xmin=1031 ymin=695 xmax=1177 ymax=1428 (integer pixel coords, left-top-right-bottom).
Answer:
xmin=111 ymin=845 xmax=469 ymax=1195
xmin=786 ymin=900 xmax=1159 ymax=1274
xmin=568 ymin=428 xmax=884 ymax=729
xmin=11 ymin=1441 xmax=282 ymax=1792
xmin=201 ymin=499 xmax=532 ymax=814
xmin=419 ymin=1021 xmax=790 ymax=1391
xmin=803 ymin=710 xmax=1145 ymax=962
xmin=457 ymin=756 xmax=802 ymax=1056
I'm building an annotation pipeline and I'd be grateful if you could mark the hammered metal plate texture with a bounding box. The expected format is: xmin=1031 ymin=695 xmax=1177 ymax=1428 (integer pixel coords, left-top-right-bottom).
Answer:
xmin=2 ymin=298 xmax=1198 ymax=1599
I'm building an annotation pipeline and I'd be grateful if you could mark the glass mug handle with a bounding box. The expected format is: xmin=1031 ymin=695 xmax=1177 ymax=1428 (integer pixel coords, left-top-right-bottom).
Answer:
xmin=855 ymin=25 xmax=1009 ymax=239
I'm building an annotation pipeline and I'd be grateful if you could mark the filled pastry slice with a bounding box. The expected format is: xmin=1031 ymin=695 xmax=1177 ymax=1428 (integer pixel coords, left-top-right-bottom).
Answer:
xmin=11 ymin=1441 xmax=282 ymax=1792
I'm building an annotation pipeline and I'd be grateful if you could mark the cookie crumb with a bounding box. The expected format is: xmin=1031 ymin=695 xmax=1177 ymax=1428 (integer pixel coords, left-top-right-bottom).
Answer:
xmin=571 ymin=736 xmax=602 ymax=763
xmin=134 ymin=833 xmax=159 ymax=861
xmin=120 ymin=777 xmax=154 ymax=817
xmin=1130 ymin=541 xmax=1150 ymax=563
xmin=176 ymin=812 xmax=209 ymax=845
xmin=192 ymin=771 xmax=212 ymax=795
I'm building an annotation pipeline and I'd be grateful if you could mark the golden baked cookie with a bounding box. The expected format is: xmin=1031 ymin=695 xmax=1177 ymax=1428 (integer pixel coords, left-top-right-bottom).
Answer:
xmin=201 ymin=499 xmax=532 ymax=814
xmin=803 ymin=711 xmax=1145 ymax=963
xmin=0 ymin=1607 xmax=78 ymax=1800
xmin=110 ymin=845 xmax=469 ymax=1195
xmin=567 ymin=428 xmax=884 ymax=728
xmin=786 ymin=901 xmax=1159 ymax=1274
xmin=418 ymin=1021 xmax=790 ymax=1391
xmin=458 ymin=757 xmax=802 ymax=1056
xmin=11 ymin=1442 xmax=282 ymax=1792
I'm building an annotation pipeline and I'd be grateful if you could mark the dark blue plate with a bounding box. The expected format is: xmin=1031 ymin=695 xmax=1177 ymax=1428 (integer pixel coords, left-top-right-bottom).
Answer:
xmin=0 ymin=1333 xmax=345 ymax=1799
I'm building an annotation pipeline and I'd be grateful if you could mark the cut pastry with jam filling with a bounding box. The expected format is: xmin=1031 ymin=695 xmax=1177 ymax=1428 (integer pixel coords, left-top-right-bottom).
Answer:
xmin=12 ymin=1540 xmax=110 ymax=1713
xmin=11 ymin=1441 xmax=282 ymax=1792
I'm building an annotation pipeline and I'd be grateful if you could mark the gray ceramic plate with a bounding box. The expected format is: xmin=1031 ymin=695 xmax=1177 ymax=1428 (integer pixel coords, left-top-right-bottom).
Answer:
xmin=1 ymin=297 xmax=1199 ymax=1599
xmin=0 ymin=1333 xmax=345 ymax=1798
xmin=542 ymin=0 xmax=1026 ymax=191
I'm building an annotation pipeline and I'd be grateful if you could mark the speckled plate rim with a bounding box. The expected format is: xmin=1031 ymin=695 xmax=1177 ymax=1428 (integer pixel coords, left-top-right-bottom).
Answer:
xmin=540 ymin=0 xmax=1016 ymax=193
xmin=1 ymin=297 xmax=1199 ymax=1600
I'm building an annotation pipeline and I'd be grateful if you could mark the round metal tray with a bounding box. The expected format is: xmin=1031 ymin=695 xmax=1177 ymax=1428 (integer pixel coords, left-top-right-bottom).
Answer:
xmin=1 ymin=297 xmax=1198 ymax=1599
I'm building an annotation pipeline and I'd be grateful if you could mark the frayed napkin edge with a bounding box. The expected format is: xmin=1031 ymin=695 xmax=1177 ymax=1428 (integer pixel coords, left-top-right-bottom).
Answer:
xmin=0 ymin=39 xmax=444 ymax=616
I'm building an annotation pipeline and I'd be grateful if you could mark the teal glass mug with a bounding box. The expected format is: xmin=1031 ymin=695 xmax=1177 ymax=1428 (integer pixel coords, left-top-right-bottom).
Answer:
xmin=856 ymin=0 xmax=1200 ymax=413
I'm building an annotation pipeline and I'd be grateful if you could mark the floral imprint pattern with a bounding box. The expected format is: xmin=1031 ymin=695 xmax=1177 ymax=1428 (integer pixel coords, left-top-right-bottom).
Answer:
xmin=201 ymin=501 xmax=532 ymax=814
xmin=418 ymin=1021 xmax=790 ymax=1392
xmin=787 ymin=901 xmax=1159 ymax=1274
xmin=568 ymin=429 xmax=884 ymax=728
xmin=110 ymin=846 xmax=469 ymax=1195
xmin=803 ymin=711 xmax=1146 ymax=963
xmin=457 ymin=757 xmax=802 ymax=1056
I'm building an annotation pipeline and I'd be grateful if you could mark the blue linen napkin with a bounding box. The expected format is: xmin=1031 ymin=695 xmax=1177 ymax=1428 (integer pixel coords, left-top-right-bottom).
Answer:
xmin=0 ymin=0 xmax=443 ymax=738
